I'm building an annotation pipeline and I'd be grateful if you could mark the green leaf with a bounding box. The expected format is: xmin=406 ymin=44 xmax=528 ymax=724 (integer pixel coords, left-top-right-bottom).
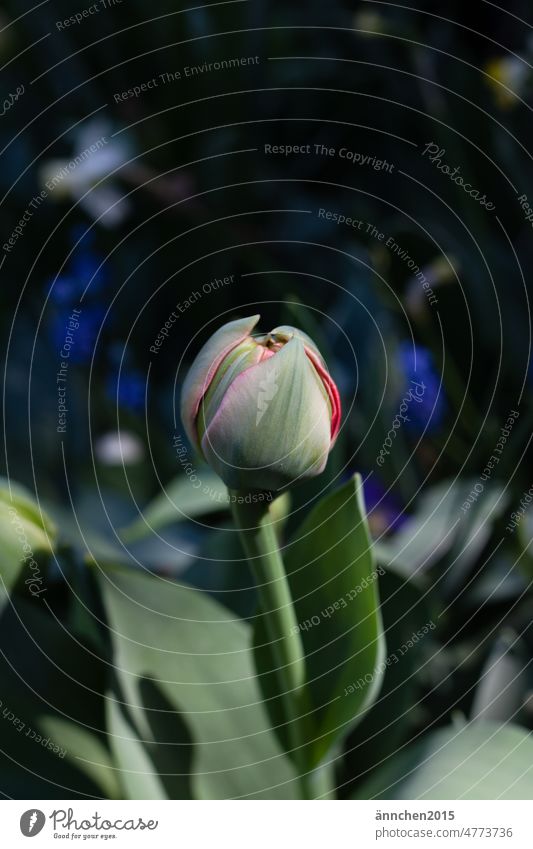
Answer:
xmin=355 ymin=722 xmax=533 ymax=799
xmin=39 ymin=716 xmax=122 ymax=799
xmin=106 ymin=678 xmax=195 ymax=800
xmin=107 ymin=696 xmax=171 ymax=800
xmin=255 ymin=474 xmax=385 ymax=767
xmin=136 ymin=677 xmax=195 ymax=799
xmin=97 ymin=566 xmax=298 ymax=798
xmin=0 ymin=479 xmax=56 ymax=615
xmin=376 ymin=479 xmax=508 ymax=583
xmin=120 ymin=470 xmax=228 ymax=542
xmin=470 ymin=635 xmax=527 ymax=724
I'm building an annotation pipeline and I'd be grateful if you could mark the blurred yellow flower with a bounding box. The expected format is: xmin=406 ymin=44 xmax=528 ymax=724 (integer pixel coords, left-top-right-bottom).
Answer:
xmin=353 ymin=10 xmax=385 ymax=37
xmin=485 ymin=56 xmax=530 ymax=108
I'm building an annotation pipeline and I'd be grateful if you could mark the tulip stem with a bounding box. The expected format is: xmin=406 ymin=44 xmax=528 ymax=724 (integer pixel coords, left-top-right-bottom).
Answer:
xmin=230 ymin=492 xmax=335 ymax=800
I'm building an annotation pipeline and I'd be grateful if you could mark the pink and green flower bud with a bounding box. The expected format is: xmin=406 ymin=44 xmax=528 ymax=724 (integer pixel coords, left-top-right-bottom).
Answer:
xmin=180 ymin=315 xmax=341 ymax=491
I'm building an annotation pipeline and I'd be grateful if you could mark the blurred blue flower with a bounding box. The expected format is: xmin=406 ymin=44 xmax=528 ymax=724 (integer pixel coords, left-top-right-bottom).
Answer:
xmin=51 ymin=305 xmax=106 ymax=364
xmin=397 ymin=341 xmax=446 ymax=433
xmin=106 ymin=368 xmax=146 ymax=413
xmin=69 ymin=251 xmax=106 ymax=295
xmin=47 ymin=227 xmax=109 ymax=364
xmin=363 ymin=474 xmax=406 ymax=536
xmin=47 ymin=276 xmax=80 ymax=306
xmin=47 ymin=228 xmax=107 ymax=306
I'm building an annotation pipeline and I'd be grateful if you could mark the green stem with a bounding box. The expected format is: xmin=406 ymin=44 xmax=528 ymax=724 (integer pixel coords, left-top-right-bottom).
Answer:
xmin=300 ymin=760 xmax=336 ymax=800
xmin=230 ymin=491 xmax=335 ymax=799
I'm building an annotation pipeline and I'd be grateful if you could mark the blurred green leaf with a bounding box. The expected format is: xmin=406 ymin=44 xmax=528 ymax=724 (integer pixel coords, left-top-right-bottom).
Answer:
xmin=470 ymin=634 xmax=527 ymax=725
xmin=0 ymin=479 xmax=56 ymax=615
xmin=120 ymin=470 xmax=228 ymax=542
xmin=376 ymin=479 xmax=508 ymax=583
xmin=355 ymin=722 xmax=533 ymax=799
xmin=471 ymin=553 xmax=526 ymax=605
xmin=46 ymin=489 xmax=199 ymax=574
xmin=105 ymin=679 xmax=195 ymax=800
xmin=39 ymin=716 xmax=121 ymax=800
xmin=97 ymin=566 xmax=298 ymax=798
xmin=107 ymin=696 xmax=171 ymax=800
xmin=375 ymin=480 xmax=459 ymax=578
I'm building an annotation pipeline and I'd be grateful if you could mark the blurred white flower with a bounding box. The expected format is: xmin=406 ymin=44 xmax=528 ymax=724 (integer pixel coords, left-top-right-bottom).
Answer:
xmin=95 ymin=431 xmax=145 ymax=465
xmin=39 ymin=120 xmax=132 ymax=227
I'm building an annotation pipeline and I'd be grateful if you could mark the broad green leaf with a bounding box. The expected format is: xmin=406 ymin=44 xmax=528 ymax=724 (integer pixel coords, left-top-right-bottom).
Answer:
xmin=470 ymin=636 xmax=527 ymax=724
xmin=106 ymin=679 xmax=195 ymax=800
xmin=255 ymin=474 xmax=385 ymax=768
xmin=471 ymin=553 xmax=526 ymax=604
xmin=39 ymin=716 xmax=121 ymax=799
xmin=97 ymin=566 xmax=297 ymax=799
xmin=135 ymin=677 xmax=194 ymax=799
xmin=107 ymin=696 xmax=170 ymax=800
xmin=120 ymin=470 xmax=228 ymax=542
xmin=45 ymin=490 xmax=199 ymax=574
xmin=0 ymin=710 xmax=105 ymax=800
xmin=356 ymin=722 xmax=533 ymax=799
xmin=0 ymin=479 xmax=56 ymax=615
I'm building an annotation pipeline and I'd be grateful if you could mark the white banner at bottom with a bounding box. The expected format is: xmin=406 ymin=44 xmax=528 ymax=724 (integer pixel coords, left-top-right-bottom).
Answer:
xmin=1 ymin=800 xmax=531 ymax=848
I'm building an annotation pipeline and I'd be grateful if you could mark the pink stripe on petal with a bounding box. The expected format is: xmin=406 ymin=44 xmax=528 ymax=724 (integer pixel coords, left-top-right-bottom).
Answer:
xmin=304 ymin=346 xmax=342 ymax=442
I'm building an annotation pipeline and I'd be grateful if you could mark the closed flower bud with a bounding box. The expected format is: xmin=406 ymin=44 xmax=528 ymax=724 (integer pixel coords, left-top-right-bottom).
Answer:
xmin=181 ymin=315 xmax=341 ymax=491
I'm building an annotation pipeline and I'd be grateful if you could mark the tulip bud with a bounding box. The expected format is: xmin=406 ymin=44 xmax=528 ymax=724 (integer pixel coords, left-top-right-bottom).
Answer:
xmin=180 ymin=315 xmax=341 ymax=491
